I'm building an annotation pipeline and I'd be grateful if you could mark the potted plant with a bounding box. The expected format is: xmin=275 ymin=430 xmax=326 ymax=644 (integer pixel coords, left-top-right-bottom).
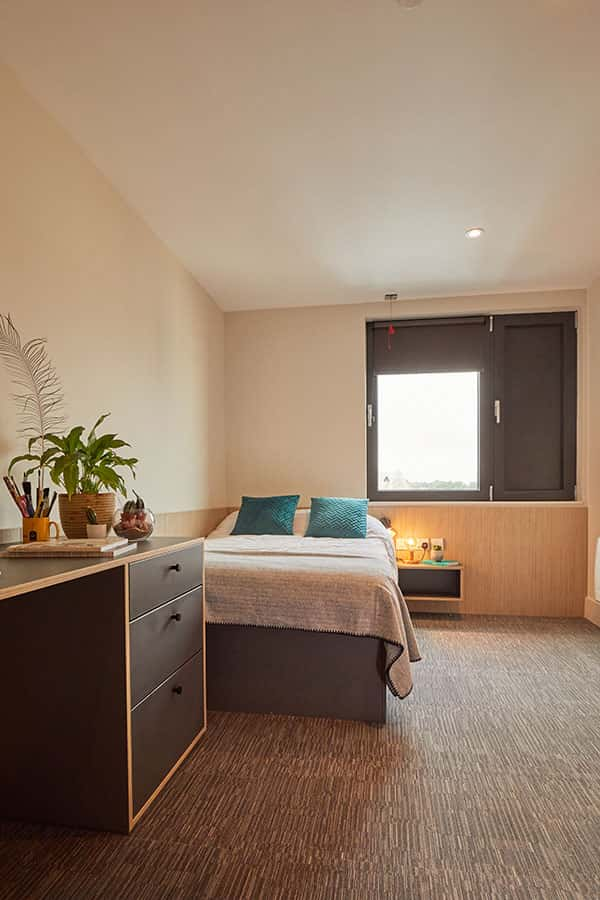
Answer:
xmin=10 ymin=414 xmax=138 ymax=538
xmin=86 ymin=507 xmax=108 ymax=540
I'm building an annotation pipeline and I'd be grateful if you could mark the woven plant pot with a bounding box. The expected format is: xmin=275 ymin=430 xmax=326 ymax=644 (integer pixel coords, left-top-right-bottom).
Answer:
xmin=58 ymin=492 xmax=116 ymax=539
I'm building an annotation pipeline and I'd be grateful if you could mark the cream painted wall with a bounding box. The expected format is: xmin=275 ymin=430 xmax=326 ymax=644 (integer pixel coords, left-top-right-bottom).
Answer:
xmin=0 ymin=64 xmax=226 ymax=533
xmin=585 ymin=277 xmax=600 ymax=625
xmin=226 ymin=288 xmax=586 ymax=506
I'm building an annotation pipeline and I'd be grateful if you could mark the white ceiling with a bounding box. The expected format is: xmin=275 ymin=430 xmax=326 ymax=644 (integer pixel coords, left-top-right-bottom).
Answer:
xmin=1 ymin=0 xmax=599 ymax=311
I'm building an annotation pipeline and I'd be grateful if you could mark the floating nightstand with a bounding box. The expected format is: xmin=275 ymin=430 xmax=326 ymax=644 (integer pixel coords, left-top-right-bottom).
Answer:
xmin=397 ymin=563 xmax=464 ymax=614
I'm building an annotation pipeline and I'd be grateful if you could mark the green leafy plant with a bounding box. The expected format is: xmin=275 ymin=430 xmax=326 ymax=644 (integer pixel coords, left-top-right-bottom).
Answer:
xmin=9 ymin=414 xmax=138 ymax=499
xmin=86 ymin=507 xmax=98 ymax=524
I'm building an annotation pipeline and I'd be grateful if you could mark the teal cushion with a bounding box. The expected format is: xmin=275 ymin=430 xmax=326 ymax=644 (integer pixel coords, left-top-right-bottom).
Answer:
xmin=305 ymin=497 xmax=368 ymax=539
xmin=232 ymin=495 xmax=300 ymax=535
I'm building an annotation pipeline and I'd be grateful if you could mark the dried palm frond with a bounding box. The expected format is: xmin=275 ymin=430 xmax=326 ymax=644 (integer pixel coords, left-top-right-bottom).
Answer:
xmin=0 ymin=313 xmax=66 ymax=449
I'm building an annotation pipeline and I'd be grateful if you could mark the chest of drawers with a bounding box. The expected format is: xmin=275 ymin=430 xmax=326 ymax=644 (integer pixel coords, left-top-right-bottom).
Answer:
xmin=0 ymin=537 xmax=206 ymax=833
xmin=128 ymin=546 xmax=205 ymax=820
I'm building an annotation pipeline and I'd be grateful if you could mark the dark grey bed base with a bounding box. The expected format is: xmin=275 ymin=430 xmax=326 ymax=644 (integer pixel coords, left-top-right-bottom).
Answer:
xmin=206 ymin=623 xmax=387 ymax=724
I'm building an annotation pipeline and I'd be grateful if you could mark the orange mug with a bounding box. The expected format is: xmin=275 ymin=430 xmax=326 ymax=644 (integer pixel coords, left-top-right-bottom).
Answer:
xmin=22 ymin=517 xmax=60 ymax=543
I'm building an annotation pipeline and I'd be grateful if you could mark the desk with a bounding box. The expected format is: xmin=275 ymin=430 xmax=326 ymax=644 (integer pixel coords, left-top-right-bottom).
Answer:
xmin=0 ymin=537 xmax=205 ymax=833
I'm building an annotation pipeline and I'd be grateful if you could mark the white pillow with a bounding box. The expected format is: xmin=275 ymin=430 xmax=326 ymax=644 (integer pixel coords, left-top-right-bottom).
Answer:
xmin=207 ymin=510 xmax=238 ymax=538
xmin=366 ymin=515 xmax=391 ymax=538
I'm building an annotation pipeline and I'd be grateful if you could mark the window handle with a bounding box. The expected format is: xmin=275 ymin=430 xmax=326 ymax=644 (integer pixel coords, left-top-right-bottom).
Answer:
xmin=494 ymin=400 xmax=501 ymax=424
xmin=367 ymin=404 xmax=374 ymax=428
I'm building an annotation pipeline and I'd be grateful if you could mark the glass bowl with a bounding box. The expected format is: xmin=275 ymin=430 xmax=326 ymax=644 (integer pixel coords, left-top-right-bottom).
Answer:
xmin=112 ymin=506 xmax=155 ymax=541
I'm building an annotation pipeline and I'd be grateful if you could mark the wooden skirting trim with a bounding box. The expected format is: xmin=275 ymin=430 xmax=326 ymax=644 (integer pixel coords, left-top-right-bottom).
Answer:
xmin=0 ymin=526 xmax=20 ymax=544
xmin=374 ymin=504 xmax=587 ymax=618
xmin=154 ymin=507 xmax=230 ymax=538
xmin=4 ymin=505 xmax=586 ymax=616
xmin=0 ymin=507 xmax=229 ymax=547
xmin=585 ymin=596 xmax=600 ymax=628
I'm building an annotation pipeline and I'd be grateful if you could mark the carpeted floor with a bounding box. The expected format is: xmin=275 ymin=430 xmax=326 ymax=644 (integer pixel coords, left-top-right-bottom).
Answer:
xmin=1 ymin=616 xmax=600 ymax=900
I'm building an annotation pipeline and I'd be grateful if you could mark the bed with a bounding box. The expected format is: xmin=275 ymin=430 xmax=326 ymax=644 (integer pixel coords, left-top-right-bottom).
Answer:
xmin=204 ymin=511 xmax=420 ymax=724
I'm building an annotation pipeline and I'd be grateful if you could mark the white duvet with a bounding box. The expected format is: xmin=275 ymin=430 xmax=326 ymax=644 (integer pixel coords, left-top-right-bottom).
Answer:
xmin=204 ymin=518 xmax=420 ymax=698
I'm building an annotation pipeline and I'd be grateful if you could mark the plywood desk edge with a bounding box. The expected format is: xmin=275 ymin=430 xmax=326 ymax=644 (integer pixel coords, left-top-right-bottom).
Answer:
xmin=0 ymin=537 xmax=204 ymax=602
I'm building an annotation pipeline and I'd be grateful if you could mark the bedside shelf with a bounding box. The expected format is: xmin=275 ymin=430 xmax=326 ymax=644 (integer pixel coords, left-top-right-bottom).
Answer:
xmin=397 ymin=563 xmax=464 ymax=613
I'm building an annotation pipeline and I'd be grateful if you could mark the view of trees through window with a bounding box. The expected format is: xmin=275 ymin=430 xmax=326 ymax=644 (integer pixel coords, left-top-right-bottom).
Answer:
xmin=377 ymin=372 xmax=479 ymax=492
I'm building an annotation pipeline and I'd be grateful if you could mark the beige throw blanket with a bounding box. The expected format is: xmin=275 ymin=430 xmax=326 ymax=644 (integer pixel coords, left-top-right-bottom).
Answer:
xmin=205 ymin=533 xmax=421 ymax=698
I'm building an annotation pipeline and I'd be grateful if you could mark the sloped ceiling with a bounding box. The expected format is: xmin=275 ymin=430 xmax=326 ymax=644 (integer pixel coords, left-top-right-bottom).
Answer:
xmin=1 ymin=0 xmax=599 ymax=310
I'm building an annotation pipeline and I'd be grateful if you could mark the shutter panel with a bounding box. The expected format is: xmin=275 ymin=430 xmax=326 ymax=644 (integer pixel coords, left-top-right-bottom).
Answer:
xmin=371 ymin=317 xmax=488 ymax=374
xmin=492 ymin=313 xmax=576 ymax=500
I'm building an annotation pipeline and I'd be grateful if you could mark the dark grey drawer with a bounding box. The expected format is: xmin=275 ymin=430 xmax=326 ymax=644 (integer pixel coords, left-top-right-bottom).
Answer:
xmin=129 ymin=545 xmax=203 ymax=619
xmin=130 ymin=587 xmax=203 ymax=707
xmin=131 ymin=652 xmax=204 ymax=815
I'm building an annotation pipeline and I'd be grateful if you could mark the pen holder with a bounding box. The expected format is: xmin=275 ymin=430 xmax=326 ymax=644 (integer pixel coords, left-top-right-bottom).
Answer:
xmin=22 ymin=517 xmax=60 ymax=543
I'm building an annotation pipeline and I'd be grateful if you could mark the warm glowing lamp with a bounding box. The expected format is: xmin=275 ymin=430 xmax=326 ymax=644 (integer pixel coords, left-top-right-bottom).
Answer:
xmin=396 ymin=537 xmax=427 ymax=565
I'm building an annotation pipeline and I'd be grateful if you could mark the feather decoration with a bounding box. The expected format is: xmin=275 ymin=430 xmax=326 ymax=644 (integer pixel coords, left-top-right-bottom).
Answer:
xmin=0 ymin=313 xmax=65 ymax=449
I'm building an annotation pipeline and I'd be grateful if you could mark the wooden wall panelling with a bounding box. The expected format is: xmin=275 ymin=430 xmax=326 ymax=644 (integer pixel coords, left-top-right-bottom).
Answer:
xmin=154 ymin=507 xmax=231 ymax=538
xmin=0 ymin=508 xmax=230 ymax=546
xmin=371 ymin=505 xmax=587 ymax=617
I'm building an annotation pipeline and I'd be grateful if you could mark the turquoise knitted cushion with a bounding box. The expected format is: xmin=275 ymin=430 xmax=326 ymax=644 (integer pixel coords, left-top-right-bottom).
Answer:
xmin=232 ymin=495 xmax=300 ymax=535
xmin=305 ymin=497 xmax=368 ymax=539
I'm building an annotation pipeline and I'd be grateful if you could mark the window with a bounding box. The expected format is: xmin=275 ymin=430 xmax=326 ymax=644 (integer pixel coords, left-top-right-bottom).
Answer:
xmin=366 ymin=313 xmax=577 ymax=502
xmin=377 ymin=372 xmax=480 ymax=492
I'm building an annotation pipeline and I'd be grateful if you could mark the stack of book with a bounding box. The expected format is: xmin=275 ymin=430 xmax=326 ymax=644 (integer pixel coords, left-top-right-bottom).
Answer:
xmin=5 ymin=537 xmax=137 ymax=559
xmin=422 ymin=559 xmax=460 ymax=567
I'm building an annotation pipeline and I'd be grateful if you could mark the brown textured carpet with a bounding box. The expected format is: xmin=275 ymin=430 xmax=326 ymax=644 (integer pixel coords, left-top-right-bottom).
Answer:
xmin=1 ymin=616 xmax=600 ymax=900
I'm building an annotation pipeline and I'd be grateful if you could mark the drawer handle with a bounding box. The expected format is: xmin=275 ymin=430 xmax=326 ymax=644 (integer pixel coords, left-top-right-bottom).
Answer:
xmin=172 ymin=685 xmax=183 ymax=695
xmin=169 ymin=563 xmax=182 ymax=572
xmin=170 ymin=613 xmax=182 ymax=622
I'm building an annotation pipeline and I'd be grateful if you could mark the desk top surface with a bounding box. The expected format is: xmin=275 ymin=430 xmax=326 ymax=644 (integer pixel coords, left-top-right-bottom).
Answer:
xmin=0 ymin=537 xmax=203 ymax=602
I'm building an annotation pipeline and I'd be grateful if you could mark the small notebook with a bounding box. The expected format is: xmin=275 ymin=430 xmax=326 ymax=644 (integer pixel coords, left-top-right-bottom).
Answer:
xmin=422 ymin=559 xmax=460 ymax=567
xmin=6 ymin=538 xmax=137 ymax=558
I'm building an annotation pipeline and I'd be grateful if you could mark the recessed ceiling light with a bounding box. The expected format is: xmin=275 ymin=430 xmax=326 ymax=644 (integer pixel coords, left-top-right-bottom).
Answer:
xmin=465 ymin=227 xmax=485 ymax=239
xmin=396 ymin=0 xmax=424 ymax=7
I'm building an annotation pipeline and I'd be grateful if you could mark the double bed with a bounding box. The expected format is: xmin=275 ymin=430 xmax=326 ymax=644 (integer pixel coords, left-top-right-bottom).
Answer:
xmin=204 ymin=511 xmax=420 ymax=724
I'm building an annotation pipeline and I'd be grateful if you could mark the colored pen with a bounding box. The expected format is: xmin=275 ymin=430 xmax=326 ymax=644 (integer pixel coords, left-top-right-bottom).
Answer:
xmin=47 ymin=492 xmax=57 ymax=517
xmin=23 ymin=481 xmax=35 ymax=517
xmin=3 ymin=476 xmax=28 ymax=517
